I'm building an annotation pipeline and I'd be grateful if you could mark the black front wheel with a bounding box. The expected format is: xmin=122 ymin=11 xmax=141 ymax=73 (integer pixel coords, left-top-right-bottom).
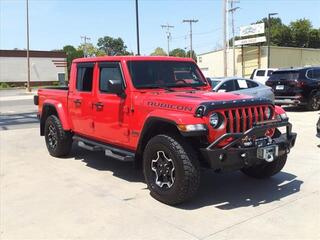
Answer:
xmin=143 ymin=134 xmax=200 ymax=205
xmin=44 ymin=115 xmax=72 ymax=157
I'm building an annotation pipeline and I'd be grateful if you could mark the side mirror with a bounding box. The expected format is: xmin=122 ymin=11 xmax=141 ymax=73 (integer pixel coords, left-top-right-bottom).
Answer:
xmin=107 ymin=80 xmax=125 ymax=97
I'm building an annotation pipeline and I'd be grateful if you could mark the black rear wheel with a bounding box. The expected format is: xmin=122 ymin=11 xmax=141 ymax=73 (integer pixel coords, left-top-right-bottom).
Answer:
xmin=45 ymin=115 xmax=72 ymax=157
xmin=307 ymin=93 xmax=320 ymax=111
xmin=143 ymin=134 xmax=200 ymax=205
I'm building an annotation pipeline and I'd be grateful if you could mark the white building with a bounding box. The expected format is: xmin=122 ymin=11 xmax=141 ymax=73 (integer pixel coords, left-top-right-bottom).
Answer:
xmin=0 ymin=50 xmax=67 ymax=86
xmin=197 ymin=46 xmax=320 ymax=78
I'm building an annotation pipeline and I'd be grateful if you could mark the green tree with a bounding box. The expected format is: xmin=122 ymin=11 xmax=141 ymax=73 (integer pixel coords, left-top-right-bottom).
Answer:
xmin=97 ymin=36 xmax=131 ymax=56
xmin=78 ymin=43 xmax=105 ymax=57
xmin=150 ymin=47 xmax=167 ymax=56
xmin=169 ymin=48 xmax=187 ymax=57
xmin=186 ymin=50 xmax=197 ymax=61
xmin=62 ymin=45 xmax=83 ymax=78
xmin=309 ymin=28 xmax=320 ymax=48
xmin=289 ymin=18 xmax=312 ymax=47
xmin=255 ymin=17 xmax=320 ymax=48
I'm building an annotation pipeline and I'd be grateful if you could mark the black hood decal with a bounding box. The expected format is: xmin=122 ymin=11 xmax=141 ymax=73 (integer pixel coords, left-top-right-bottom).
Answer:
xmin=196 ymin=98 xmax=273 ymax=116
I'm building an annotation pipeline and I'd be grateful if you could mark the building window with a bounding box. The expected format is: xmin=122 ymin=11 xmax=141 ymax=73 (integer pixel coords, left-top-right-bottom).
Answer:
xmin=199 ymin=56 xmax=202 ymax=63
xmin=57 ymin=73 xmax=65 ymax=85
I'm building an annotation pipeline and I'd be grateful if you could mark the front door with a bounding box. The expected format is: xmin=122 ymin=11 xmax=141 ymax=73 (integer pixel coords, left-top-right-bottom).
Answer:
xmin=68 ymin=62 xmax=95 ymax=137
xmin=93 ymin=62 xmax=129 ymax=145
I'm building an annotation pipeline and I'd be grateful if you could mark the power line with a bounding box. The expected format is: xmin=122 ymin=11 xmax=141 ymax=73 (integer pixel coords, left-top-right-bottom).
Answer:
xmin=161 ymin=23 xmax=174 ymax=55
xmin=80 ymin=35 xmax=91 ymax=57
xmin=228 ymin=0 xmax=240 ymax=76
xmin=183 ymin=19 xmax=198 ymax=58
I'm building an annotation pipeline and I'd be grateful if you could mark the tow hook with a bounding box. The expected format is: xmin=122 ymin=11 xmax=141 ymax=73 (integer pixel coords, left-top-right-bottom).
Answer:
xmin=265 ymin=152 xmax=274 ymax=162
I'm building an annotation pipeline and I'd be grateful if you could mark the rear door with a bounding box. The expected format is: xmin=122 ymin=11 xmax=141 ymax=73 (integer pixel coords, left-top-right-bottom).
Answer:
xmin=68 ymin=62 xmax=95 ymax=136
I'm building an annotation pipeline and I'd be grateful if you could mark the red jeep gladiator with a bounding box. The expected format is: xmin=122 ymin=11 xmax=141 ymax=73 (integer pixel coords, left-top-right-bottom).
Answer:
xmin=34 ymin=56 xmax=297 ymax=205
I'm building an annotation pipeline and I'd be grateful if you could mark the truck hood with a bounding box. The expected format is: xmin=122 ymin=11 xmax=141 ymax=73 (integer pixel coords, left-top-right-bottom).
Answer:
xmin=139 ymin=90 xmax=254 ymax=114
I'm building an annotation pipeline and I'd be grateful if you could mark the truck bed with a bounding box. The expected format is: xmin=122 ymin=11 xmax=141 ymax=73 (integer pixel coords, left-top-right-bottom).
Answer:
xmin=37 ymin=87 xmax=69 ymax=116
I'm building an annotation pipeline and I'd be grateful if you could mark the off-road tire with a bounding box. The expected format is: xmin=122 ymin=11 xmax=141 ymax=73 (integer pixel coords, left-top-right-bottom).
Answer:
xmin=44 ymin=115 xmax=72 ymax=157
xmin=306 ymin=93 xmax=320 ymax=111
xmin=143 ymin=134 xmax=200 ymax=205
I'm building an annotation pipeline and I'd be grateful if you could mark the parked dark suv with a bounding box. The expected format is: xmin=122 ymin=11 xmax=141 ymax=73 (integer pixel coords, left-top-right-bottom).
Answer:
xmin=266 ymin=67 xmax=320 ymax=111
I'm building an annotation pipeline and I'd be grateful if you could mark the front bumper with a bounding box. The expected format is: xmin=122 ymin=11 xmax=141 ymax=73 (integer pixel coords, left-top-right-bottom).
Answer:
xmin=200 ymin=120 xmax=297 ymax=171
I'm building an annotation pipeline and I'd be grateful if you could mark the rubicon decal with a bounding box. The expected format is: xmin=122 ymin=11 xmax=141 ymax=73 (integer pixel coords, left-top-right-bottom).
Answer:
xmin=147 ymin=101 xmax=193 ymax=112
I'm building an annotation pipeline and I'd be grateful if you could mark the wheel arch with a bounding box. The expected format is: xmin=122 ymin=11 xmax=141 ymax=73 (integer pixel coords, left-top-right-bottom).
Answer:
xmin=136 ymin=117 xmax=181 ymax=155
xmin=40 ymin=103 xmax=70 ymax=136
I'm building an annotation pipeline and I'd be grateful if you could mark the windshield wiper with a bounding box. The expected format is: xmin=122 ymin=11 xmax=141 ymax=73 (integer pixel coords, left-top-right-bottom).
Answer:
xmin=138 ymin=84 xmax=175 ymax=92
xmin=173 ymin=83 xmax=201 ymax=90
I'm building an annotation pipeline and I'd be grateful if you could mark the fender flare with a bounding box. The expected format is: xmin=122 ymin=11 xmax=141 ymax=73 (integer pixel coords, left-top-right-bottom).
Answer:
xmin=40 ymin=100 xmax=71 ymax=135
xmin=136 ymin=111 xmax=206 ymax=155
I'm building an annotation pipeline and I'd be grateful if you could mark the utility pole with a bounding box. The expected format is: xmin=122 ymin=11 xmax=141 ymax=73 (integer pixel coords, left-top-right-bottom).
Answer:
xmin=223 ymin=0 xmax=227 ymax=77
xmin=267 ymin=13 xmax=278 ymax=68
xmin=161 ymin=24 xmax=174 ymax=56
xmin=81 ymin=35 xmax=91 ymax=57
xmin=228 ymin=1 xmax=240 ymax=76
xmin=183 ymin=19 xmax=198 ymax=59
xmin=26 ymin=0 xmax=31 ymax=92
xmin=135 ymin=0 xmax=140 ymax=55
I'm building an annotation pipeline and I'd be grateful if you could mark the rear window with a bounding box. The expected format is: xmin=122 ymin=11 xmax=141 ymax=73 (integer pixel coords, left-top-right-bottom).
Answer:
xmin=256 ymin=70 xmax=265 ymax=76
xmin=268 ymin=71 xmax=299 ymax=81
xmin=76 ymin=65 xmax=94 ymax=92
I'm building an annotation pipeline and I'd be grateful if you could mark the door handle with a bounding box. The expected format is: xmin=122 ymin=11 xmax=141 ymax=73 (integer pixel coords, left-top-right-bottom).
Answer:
xmin=93 ymin=102 xmax=104 ymax=110
xmin=73 ymin=99 xmax=82 ymax=106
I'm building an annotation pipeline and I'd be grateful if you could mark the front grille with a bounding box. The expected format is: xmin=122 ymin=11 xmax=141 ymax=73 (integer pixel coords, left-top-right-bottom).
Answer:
xmin=223 ymin=105 xmax=272 ymax=133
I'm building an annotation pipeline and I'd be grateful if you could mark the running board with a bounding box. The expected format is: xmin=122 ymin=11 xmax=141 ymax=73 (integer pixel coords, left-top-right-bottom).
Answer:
xmin=73 ymin=135 xmax=135 ymax=162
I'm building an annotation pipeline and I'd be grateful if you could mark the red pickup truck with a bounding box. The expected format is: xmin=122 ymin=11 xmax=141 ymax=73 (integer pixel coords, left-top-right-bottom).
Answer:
xmin=34 ymin=56 xmax=297 ymax=205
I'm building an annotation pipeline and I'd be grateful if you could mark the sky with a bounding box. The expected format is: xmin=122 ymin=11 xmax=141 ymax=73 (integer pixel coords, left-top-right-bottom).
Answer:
xmin=1 ymin=0 xmax=320 ymax=55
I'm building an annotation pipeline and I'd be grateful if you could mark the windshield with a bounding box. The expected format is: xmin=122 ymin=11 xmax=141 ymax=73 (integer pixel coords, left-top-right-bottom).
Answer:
xmin=269 ymin=71 xmax=299 ymax=81
xmin=127 ymin=61 xmax=207 ymax=89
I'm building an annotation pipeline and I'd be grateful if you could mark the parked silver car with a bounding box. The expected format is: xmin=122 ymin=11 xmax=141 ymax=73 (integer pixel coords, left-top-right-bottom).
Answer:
xmin=208 ymin=77 xmax=275 ymax=102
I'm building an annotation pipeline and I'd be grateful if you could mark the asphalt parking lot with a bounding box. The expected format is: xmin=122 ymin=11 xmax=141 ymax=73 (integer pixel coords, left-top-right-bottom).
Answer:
xmin=1 ymin=90 xmax=319 ymax=240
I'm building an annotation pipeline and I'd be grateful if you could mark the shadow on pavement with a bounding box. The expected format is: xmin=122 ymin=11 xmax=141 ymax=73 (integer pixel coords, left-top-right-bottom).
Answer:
xmin=68 ymin=145 xmax=302 ymax=210
xmin=179 ymin=170 xmax=302 ymax=210
xmin=70 ymin=145 xmax=144 ymax=183
xmin=0 ymin=111 xmax=39 ymax=130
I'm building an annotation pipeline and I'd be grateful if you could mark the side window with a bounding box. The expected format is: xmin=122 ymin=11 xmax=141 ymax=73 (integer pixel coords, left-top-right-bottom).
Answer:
xmin=219 ymin=80 xmax=235 ymax=92
xmin=256 ymin=70 xmax=265 ymax=77
xmin=99 ymin=63 xmax=123 ymax=93
xmin=267 ymin=70 xmax=274 ymax=76
xmin=76 ymin=65 xmax=94 ymax=92
xmin=308 ymin=69 xmax=320 ymax=80
xmin=246 ymin=80 xmax=258 ymax=88
xmin=234 ymin=79 xmax=249 ymax=90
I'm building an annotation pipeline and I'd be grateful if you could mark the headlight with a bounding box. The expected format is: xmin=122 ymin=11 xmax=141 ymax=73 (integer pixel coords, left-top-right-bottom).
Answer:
xmin=264 ymin=106 xmax=273 ymax=119
xmin=209 ymin=112 xmax=222 ymax=128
